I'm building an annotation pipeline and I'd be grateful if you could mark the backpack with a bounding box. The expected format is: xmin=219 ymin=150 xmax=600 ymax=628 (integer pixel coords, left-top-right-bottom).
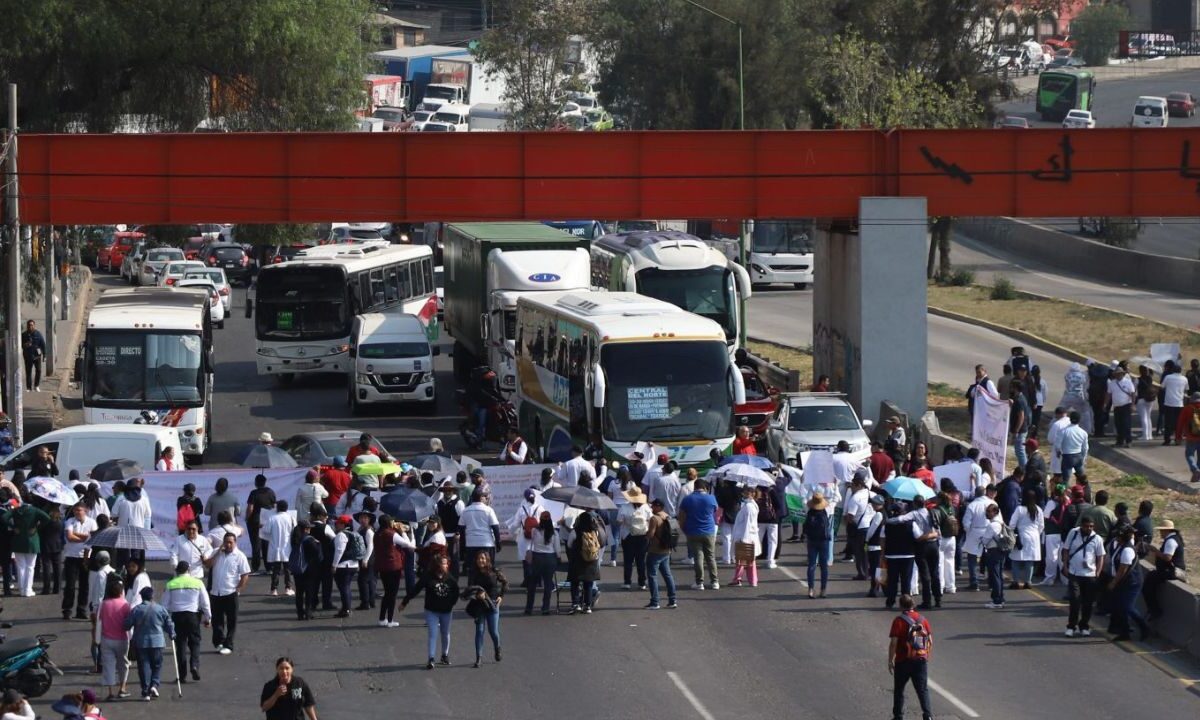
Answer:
xmin=657 ymin=514 xmax=680 ymax=551
xmin=522 ymin=508 xmax=539 ymax=540
xmin=629 ymin=508 xmax=649 ymax=536
xmin=900 ymin=613 xmax=932 ymax=660
xmin=936 ymin=506 xmax=959 ymax=538
xmin=176 ymin=502 xmax=196 ymax=533
xmin=288 ymin=536 xmax=309 ymax=576
xmin=803 ymin=509 xmax=832 ymax=543
xmin=579 ymin=530 xmax=601 ymax=562
xmin=343 ymin=529 xmax=366 ymax=563
xmin=994 ymin=523 xmax=1017 ymax=553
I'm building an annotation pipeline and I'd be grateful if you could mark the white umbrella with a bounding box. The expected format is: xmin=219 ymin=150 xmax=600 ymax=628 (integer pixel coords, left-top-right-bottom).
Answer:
xmin=706 ymin=462 xmax=775 ymax=488
xmin=25 ymin=476 xmax=79 ymax=506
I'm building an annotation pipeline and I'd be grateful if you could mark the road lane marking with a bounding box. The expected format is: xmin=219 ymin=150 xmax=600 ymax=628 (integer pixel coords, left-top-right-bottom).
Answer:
xmin=927 ymin=679 xmax=981 ymax=718
xmin=779 ymin=565 xmax=810 ymax=589
xmin=667 ymin=671 xmax=717 ymax=720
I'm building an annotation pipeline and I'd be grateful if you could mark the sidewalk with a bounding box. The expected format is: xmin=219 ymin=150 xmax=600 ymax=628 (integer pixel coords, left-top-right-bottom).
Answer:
xmin=16 ymin=266 xmax=94 ymax=442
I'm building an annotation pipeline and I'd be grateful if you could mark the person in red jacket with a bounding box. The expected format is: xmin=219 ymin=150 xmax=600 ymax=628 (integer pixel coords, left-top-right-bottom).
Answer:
xmin=869 ymin=442 xmax=895 ymax=484
xmin=345 ymin=434 xmax=382 ymax=465
xmin=320 ymin=457 xmax=353 ymax=512
xmin=731 ymin=425 xmax=757 ymax=455
xmin=1176 ymin=391 xmax=1200 ymax=483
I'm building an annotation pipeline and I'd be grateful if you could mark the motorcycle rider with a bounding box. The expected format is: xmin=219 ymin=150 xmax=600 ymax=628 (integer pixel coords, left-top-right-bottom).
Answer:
xmin=468 ymin=368 xmax=505 ymax=446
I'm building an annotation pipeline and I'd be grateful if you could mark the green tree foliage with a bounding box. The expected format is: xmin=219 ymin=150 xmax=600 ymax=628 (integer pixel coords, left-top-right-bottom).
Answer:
xmin=1071 ymin=3 xmax=1131 ymax=67
xmin=475 ymin=0 xmax=594 ymax=130
xmin=0 ymin=0 xmax=375 ymax=132
xmin=233 ymin=225 xmax=316 ymax=248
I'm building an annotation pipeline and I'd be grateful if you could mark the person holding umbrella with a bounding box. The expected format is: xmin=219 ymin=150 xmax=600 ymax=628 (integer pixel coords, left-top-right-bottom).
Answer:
xmin=124 ymin=586 xmax=175 ymax=701
xmin=730 ymin=486 xmax=761 ymax=588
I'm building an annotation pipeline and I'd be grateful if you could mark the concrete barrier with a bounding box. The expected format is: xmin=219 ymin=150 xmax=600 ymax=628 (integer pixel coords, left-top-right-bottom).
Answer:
xmin=1147 ymin=570 xmax=1200 ymax=655
xmin=957 ymin=217 xmax=1200 ymax=298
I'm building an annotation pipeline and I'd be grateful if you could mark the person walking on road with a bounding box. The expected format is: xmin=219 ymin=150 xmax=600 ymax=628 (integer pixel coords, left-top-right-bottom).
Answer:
xmin=8 ymin=499 xmax=50 ymax=598
xmin=260 ymin=657 xmax=318 ymax=720
xmin=1160 ymin=363 xmax=1188 ymax=446
xmin=464 ymin=552 xmax=506 ymax=668
xmin=1135 ymin=365 xmax=1157 ymax=442
xmin=678 ymin=478 xmax=720 ymax=590
xmin=1107 ymin=366 xmax=1136 ymax=448
xmin=1042 ymin=485 xmax=1070 ymax=586
xmin=97 ymin=577 xmax=132 ymax=701
xmin=616 ymin=486 xmax=651 ymax=590
xmin=886 ymin=499 xmax=943 ymax=610
xmin=124 ymin=586 xmax=174 ymax=701
xmin=979 ymin=505 xmax=1007 ymax=609
xmin=645 ymin=498 xmax=678 ymax=609
xmin=289 ymin=521 xmax=322 ymax=621
xmin=523 ymin=511 xmax=558 ymax=616
xmin=265 ymin=500 xmax=296 ymax=596
xmin=400 ymin=554 xmax=460 ymax=669
xmin=20 ymin=320 xmax=45 ymax=393
xmin=803 ymin=493 xmax=834 ymax=599
xmin=1009 ymin=490 xmax=1044 ymax=590
xmin=163 ymin=560 xmax=210 ymax=683
xmin=62 ymin=503 xmax=96 ymax=620
xmin=1062 ymin=516 xmax=1105 ymax=637
xmin=1058 ymin=412 xmax=1089 ymax=485
xmin=373 ymin=514 xmax=416 ymax=627
xmin=458 ymin=492 xmax=501 ymax=576
xmin=205 ymin=532 xmax=250 ymax=655
xmin=204 ymin=478 xmax=241 ymax=532
xmin=961 ymin=486 xmax=997 ymax=592
xmin=246 ymin=474 xmax=276 ymax=574
xmin=295 ymin=471 xmax=328 ymax=525
xmin=730 ymin=486 xmax=760 ymax=588
xmin=1176 ymin=391 xmax=1200 ymax=483
xmin=171 ymin=520 xmax=214 ymax=580
xmin=1107 ymin=525 xmax=1149 ymax=641
xmin=330 ymin=515 xmax=363 ymax=618
xmin=888 ymin=593 xmax=934 ymax=720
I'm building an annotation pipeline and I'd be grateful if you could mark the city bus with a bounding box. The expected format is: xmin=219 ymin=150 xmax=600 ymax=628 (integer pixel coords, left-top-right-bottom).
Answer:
xmin=1036 ymin=70 xmax=1095 ymax=121
xmin=79 ymin=287 xmax=215 ymax=461
xmin=747 ymin=219 xmax=815 ymax=289
xmin=251 ymin=242 xmax=436 ymax=382
xmin=514 ymin=291 xmax=745 ymax=466
xmin=590 ymin=230 xmax=751 ymax=351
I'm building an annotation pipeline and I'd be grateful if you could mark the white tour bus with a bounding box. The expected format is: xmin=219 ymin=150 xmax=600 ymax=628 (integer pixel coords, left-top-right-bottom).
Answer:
xmin=78 ymin=287 xmax=215 ymax=461
xmin=747 ymin=219 xmax=815 ymax=289
xmin=251 ymin=242 xmax=437 ymax=382
xmin=514 ymin=291 xmax=745 ymax=466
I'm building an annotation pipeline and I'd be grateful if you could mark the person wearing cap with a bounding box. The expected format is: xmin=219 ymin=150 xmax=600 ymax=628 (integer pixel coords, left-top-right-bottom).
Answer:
xmin=164 ymin=559 xmax=210 ymax=683
xmin=246 ymin=474 xmax=276 ymax=574
xmin=204 ymin=532 xmax=251 ymax=655
xmin=259 ymin=432 xmax=274 ymax=446
xmin=318 ymin=457 xmax=351 ymax=514
xmin=294 ymin=470 xmax=329 ymax=526
xmin=560 ymin=445 xmax=596 ymax=488
xmin=884 ymin=416 xmax=907 ymax=471
xmin=1175 ymin=391 xmax=1200 ymax=483
xmin=615 ymin=485 xmax=652 ymax=590
xmin=123 ymin=585 xmax=174 ymax=700
xmin=1106 ymin=365 xmax=1136 ymax=448
xmin=1023 ymin=437 xmax=1046 ymax=481
xmin=330 ymin=515 xmax=362 ymax=618
xmin=353 ymin=509 xmax=377 ymax=612
xmin=265 ymin=500 xmax=296 ymax=597
xmin=1143 ymin=518 xmax=1187 ymax=619
xmin=505 ymin=488 xmax=545 ymax=586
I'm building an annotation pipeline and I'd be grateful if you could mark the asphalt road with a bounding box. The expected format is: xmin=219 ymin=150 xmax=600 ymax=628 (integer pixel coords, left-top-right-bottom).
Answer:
xmin=999 ymin=69 xmax=1200 ymax=261
xmin=16 ymin=276 xmax=1197 ymax=719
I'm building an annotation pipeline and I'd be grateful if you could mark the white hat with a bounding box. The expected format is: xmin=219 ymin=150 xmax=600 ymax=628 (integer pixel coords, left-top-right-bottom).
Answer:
xmin=259 ymin=432 xmax=274 ymax=443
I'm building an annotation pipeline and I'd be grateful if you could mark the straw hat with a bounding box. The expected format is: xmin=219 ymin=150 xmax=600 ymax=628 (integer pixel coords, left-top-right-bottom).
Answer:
xmin=623 ymin=486 xmax=646 ymax=503
xmin=1154 ymin=519 xmax=1176 ymax=532
xmin=808 ymin=492 xmax=828 ymax=511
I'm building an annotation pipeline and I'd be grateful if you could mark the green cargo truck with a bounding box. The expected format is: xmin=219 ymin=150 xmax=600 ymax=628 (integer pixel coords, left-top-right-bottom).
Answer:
xmin=442 ymin=222 xmax=591 ymax=387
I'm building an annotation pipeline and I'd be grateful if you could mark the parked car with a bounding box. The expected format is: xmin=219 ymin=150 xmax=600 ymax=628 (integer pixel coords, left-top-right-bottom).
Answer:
xmin=1167 ymin=92 xmax=1196 ymax=118
xmin=1132 ymin=96 xmax=1169 ymax=128
xmin=410 ymin=109 xmax=434 ymax=131
xmin=1062 ymin=109 xmax=1096 ymax=129
xmin=372 ymin=106 xmax=410 ymax=131
xmin=197 ymin=242 xmax=252 ymax=285
xmin=997 ymin=116 xmax=1030 ymax=129
xmin=182 ymin=268 xmax=231 ymax=317
xmin=280 ymin=431 xmax=392 ymax=467
xmin=1047 ymin=55 xmax=1086 ymax=69
xmin=761 ymin=393 xmax=872 ymax=466
xmin=97 ymin=231 xmax=145 ymax=273
xmin=177 ymin=278 xmax=225 ymax=328
xmin=119 ymin=242 xmax=146 ymax=283
xmin=156 ymin=260 xmax=206 ymax=287
xmin=734 ymin=368 xmax=780 ymax=439
xmin=328 ymin=223 xmax=388 ymax=243
xmin=79 ymin=226 xmax=116 ymax=267
xmin=136 ymin=246 xmax=186 ymax=286
xmin=584 ymin=108 xmax=614 ymax=131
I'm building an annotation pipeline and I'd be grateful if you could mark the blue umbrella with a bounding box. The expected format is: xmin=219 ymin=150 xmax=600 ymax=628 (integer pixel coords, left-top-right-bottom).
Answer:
xmin=380 ymin=487 xmax=438 ymax=523
xmin=237 ymin=444 xmax=298 ymax=468
xmin=718 ymin=454 xmax=774 ymax=470
xmin=880 ymin=476 xmax=936 ymax=502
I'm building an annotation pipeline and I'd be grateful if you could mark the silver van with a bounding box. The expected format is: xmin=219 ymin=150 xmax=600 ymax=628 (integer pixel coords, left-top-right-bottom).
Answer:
xmin=349 ymin=312 xmax=438 ymax=413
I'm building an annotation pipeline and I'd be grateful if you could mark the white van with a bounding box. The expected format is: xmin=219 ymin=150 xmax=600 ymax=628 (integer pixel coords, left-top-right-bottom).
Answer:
xmin=425 ymin=104 xmax=470 ymax=133
xmin=349 ymin=312 xmax=438 ymax=413
xmin=1132 ymin=96 xmax=1169 ymax=128
xmin=2 ymin=425 xmax=184 ymax=481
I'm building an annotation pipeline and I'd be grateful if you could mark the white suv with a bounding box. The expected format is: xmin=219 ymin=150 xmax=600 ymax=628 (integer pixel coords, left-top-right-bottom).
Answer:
xmin=762 ymin=393 xmax=873 ymax=466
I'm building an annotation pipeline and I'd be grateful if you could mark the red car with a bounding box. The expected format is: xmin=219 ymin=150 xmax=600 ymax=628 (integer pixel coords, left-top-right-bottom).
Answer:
xmin=1167 ymin=92 xmax=1196 ymax=118
xmin=95 ymin=230 xmax=145 ymax=273
xmin=734 ymin=368 xmax=780 ymax=438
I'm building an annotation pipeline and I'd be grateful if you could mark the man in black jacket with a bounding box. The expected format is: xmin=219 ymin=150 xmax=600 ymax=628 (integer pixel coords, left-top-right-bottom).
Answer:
xmin=21 ymin=320 xmax=45 ymax=392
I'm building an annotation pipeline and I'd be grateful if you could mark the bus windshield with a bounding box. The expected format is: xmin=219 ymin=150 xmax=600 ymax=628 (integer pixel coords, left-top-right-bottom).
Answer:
xmin=752 ymin=222 xmax=813 ymax=254
xmin=84 ymin=331 xmax=205 ymax=406
xmin=635 ymin=266 xmax=735 ymax=342
xmin=256 ymin=267 xmax=349 ymax=341
xmin=601 ymin=340 xmax=733 ymax=442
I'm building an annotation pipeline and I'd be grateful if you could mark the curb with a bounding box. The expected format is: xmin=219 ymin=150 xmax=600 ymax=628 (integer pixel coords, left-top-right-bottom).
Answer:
xmin=927 ymin=305 xmax=1089 ymax=364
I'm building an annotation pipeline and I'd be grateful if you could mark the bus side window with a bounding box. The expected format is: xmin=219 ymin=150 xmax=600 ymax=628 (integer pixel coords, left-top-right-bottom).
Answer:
xmin=370 ymin=269 xmax=385 ymax=306
xmin=402 ymin=262 xmax=416 ymax=298
xmin=422 ymin=258 xmax=433 ymax=294
xmin=384 ymin=267 xmax=399 ymax=303
xmin=358 ymin=274 xmax=372 ymax=312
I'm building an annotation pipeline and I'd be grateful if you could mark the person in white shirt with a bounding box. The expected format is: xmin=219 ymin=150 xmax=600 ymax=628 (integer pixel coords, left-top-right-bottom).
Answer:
xmin=1046 ymin=407 xmax=1071 ymax=478
xmin=830 ymin=443 xmax=861 ymax=489
xmin=647 ymin=462 xmax=683 ymax=517
xmin=330 ymin=515 xmax=363 ymax=617
xmin=112 ymin=480 xmax=152 ymax=530
xmin=842 ymin=475 xmax=871 ymax=581
xmin=205 ymin=510 xmax=244 ymax=551
xmin=641 ymin=454 xmax=669 ymax=493
xmin=204 ymin=533 xmax=251 ymax=654
xmin=978 ymin=504 xmax=1007 ymax=609
xmin=1058 ymin=411 xmax=1090 ymax=485
xmin=1061 ymin=516 xmax=1105 ymax=636
xmin=294 ymin=470 xmax=329 ymax=525
xmin=615 ymin=486 xmax=653 ymax=589
xmin=730 ymin=487 xmax=760 ymax=588
xmin=1008 ymin=490 xmax=1044 ymax=590
xmin=154 ymin=446 xmax=184 ymax=472
xmin=1107 ymin=525 xmax=1148 ymax=641
xmin=171 ymin=521 xmax=215 ymax=580
xmin=559 ymin=446 xmax=596 ymax=487
xmin=1160 ymin=363 xmax=1190 ymax=446
xmin=1107 ymin=366 xmax=1136 ymax=448
xmin=505 ymin=489 xmax=545 ymax=582
xmin=265 ymin=500 xmax=296 ymax=597
xmin=458 ymin=494 xmax=501 ymax=575
xmin=62 ymin=504 xmax=98 ymax=620
xmin=961 ymin=486 xmax=998 ymax=591
xmin=524 ymin=510 xmax=559 ymax=615
xmin=123 ymin=559 xmax=152 ymax=609
xmin=498 ymin=428 xmax=528 ymax=465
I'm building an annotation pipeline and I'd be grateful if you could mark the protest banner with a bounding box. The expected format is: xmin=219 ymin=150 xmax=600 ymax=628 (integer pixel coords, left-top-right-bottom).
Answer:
xmin=931 ymin=462 xmax=974 ymax=495
xmin=971 ymin=388 xmax=1011 ymax=478
xmin=799 ymin=450 xmax=835 ymax=485
xmin=477 ymin=464 xmax=556 ymax=540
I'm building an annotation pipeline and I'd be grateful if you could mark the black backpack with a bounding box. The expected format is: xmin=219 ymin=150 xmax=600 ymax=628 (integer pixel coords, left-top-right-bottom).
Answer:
xmin=803 ymin=509 xmax=832 ymax=542
xmin=657 ymin=514 xmax=680 ymax=551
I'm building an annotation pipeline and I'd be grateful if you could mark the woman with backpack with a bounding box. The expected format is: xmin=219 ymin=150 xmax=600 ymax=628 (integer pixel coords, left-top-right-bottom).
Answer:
xmin=567 ymin=510 xmax=604 ymax=614
xmin=616 ymin=486 xmax=651 ymax=590
xmin=464 ymin=552 xmax=507 ymax=668
xmin=730 ymin=486 xmax=761 ymax=588
xmin=1008 ymin=489 xmax=1044 ymax=590
xmin=400 ymin=554 xmax=460 ymax=669
xmin=803 ymin=492 xmax=833 ymax=598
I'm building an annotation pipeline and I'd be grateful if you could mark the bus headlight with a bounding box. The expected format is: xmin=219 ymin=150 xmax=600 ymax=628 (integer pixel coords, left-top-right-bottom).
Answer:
xmin=356 ymin=374 xmax=372 ymax=384
xmin=330 ymin=344 xmax=349 ymax=355
xmin=258 ymin=348 xmax=277 ymax=357
xmin=184 ymin=429 xmax=194 ymax=437
xmin=751 ymin=264 xmax=767 ymax=274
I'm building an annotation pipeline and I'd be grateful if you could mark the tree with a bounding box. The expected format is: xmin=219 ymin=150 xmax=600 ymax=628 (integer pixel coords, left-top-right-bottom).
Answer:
xmin=474 ymin=0 xmax=593 ymax=130
xmin=0 ymin=0 xmax=376 ymax=132
xmin=1071 ymin=2 xmax=1131 ymax=67
xmin=234 ymin=224 xmax=315 ymax=248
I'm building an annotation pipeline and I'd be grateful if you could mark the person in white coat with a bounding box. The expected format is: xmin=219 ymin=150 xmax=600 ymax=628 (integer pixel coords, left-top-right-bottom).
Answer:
xmin=962 ymin=485 xmax=998 ymax=592
xmin=1041 ymin=485 xmax=1069 ymax=585
xmin=265 ymin=500 xmax=296 ymax=596
xmin=505 ymin=488 xmax=545 ymax=586
xmin=730 ymin=486 xmax=761 ymax=587
xmin=1046 ymin=407 xmax=1071 ymax=479
xmin=1008 ymin=490 xmax=1044 ymax=590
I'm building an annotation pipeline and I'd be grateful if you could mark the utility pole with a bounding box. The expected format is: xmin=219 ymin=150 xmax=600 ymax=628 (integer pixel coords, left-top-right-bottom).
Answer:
xmin=4 ymin=84 xmax=23 ymax=444
xmin=44 ymin=227 xmax=54 ymax=374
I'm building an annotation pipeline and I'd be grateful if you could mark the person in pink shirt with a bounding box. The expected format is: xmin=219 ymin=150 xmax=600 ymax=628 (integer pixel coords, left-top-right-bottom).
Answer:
xmin=97 ymin=580 xmax=132 ymax=700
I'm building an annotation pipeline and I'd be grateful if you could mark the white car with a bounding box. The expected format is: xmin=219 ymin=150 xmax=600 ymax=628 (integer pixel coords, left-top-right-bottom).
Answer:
xmin=157 ymin=260 xmax=206 ymax=287
xmin=119 ymin=242 xmax=146 ymax=282
xmin=761 ymin=393 xmax=873 ymax=466
xmin=176 ymin=278 xmax=225 ymax=328
xmin=182 ymin=268 xmax=231 ymax=317
xmin=136 ymin=247 xmax=185 ymax=286
xmin=1132 ymin=96 xmax=1168 ymax=128
xmin=410 ymin=109 xmax=434 ymax=131
xmin=1062 ymin=110 xmax=1096 ymax=129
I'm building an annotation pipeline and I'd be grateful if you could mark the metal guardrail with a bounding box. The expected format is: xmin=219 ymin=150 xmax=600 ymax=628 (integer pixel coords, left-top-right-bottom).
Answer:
xmin=743 ymin=350 xmax=801 ymax=393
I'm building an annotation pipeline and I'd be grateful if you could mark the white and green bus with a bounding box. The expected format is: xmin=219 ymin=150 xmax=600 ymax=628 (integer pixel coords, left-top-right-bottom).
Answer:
xmin=514 ymin=291 xmax=745 ymax=467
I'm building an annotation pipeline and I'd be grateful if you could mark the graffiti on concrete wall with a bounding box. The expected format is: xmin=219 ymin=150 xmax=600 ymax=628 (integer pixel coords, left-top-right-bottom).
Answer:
xmin=813 ymin=321 xmax=861 ymax=400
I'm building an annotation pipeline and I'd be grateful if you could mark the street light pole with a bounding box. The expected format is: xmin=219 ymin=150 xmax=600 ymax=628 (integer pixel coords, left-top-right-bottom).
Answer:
xmin=679 ymin=0 xmax=748 ymax=345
